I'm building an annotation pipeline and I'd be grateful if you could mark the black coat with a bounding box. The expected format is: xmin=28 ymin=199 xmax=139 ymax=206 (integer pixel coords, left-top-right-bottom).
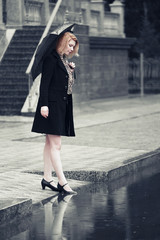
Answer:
xmin=31 ymin=50 xmax=75 ymax=136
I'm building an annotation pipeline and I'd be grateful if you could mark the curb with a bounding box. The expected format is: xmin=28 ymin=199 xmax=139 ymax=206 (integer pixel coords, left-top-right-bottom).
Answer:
xmin=0 ymin=198 xmax=32 ymax=225
xmin=25 ymin=149 xmax=160 ymax=182
xmin=108 ymin=149 xmax=160 ymax=181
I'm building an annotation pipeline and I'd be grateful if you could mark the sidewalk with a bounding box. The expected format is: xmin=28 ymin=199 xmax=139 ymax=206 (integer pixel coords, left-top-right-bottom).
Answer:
xmin=0 ymin=94 xmax=160 ymax=205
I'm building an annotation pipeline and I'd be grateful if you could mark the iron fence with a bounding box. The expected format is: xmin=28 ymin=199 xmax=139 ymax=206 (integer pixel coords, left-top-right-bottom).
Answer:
xmin=128 ymin=58 xmax=160 ymax=93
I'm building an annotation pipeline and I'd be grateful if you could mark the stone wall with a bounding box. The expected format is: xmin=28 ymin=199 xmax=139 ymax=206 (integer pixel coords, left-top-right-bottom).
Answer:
xmin=88 ymin=48 xmax=128 ymax=99
xmin=73 ymin=25 xmax=134 ymax=103
xmin=72 ymin=25 xmax=90 ymax=103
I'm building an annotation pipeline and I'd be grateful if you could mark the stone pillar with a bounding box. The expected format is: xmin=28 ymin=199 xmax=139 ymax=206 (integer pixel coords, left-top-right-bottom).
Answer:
xmin=75 ymin=0 xmax=82 ymax=23
xmin=69 ymin=0 xmax=74 ymax=11
xmin=74 ymin=0 xmax=81 ymax=12
xmin=43 ymin=0 xmax=49 ymax=24
xmin=6 ymin=0 xmax=24 ymax=28
xmin=64 ymin=0 xmax=82 ymax=24
xmin=81 ymin=0 xmax=91 ymax=25
xmin=90 ymin=0 xmax=105 ymax=35
xmin=0 ymin=0 xmax=5 ymax=29
xmin=110 ymin=0 xmax=125 ymax=37
xmin=65 ymin=0 xmax=80 ymax=12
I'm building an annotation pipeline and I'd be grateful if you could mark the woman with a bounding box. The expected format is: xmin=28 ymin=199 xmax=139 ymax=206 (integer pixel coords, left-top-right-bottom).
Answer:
xmin=32 ymin=32 xmax=79 ymax=194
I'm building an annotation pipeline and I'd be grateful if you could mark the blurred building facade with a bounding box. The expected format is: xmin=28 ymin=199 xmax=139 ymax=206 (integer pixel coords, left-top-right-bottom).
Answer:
xmin=0 ymin=0 xmax=134 ymax=115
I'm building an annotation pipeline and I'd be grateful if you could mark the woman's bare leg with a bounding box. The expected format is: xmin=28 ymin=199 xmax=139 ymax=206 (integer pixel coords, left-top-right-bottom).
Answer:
xmin=47 ymin=134 xmax=73 ymax=191
xmin=43 ymin=135 xmax=56 ymax=187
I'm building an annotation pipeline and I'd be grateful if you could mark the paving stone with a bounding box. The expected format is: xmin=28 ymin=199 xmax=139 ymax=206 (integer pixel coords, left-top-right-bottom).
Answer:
xmin=0 ymin=95 xmax=160 ymax=209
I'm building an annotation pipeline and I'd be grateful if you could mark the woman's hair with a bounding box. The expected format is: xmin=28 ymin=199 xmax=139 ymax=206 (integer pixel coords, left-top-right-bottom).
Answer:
xmin=56 ymin=32 xmax=79 ymax=58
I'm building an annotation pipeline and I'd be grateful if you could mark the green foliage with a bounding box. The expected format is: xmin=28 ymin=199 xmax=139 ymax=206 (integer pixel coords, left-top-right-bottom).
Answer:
xmin=135 ymin=16 xmax=160 ymax=58
xmin=124 ymin=0 xmax=160 ymax=58
xmin=125 ymin=0 xmax=144 ymax=38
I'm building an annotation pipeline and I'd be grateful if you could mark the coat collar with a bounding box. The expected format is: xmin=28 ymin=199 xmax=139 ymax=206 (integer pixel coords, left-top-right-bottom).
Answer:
xmin=51 ymin=50 xmax=68 ymax=74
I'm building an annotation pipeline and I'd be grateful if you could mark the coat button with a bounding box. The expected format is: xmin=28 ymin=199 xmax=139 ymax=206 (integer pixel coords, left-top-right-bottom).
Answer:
xmin=63 ymin=96 xmax=67 ymax=101
xmin=65 ymin=75 xmax=68 ymax=79
xmin=65 ymin=86 xmax=68 ymax=90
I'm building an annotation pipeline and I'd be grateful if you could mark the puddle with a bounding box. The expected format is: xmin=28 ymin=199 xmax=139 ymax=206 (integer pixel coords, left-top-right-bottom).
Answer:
xmin=1 ymin=168 xmax=160 ymax=239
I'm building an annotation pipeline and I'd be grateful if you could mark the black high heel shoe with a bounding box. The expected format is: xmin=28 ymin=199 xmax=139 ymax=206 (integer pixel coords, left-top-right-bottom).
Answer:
xmin=57 ymin=182 xmax=77 ymax=195
xmin=41 ymin=178 xmax=59 ymax=192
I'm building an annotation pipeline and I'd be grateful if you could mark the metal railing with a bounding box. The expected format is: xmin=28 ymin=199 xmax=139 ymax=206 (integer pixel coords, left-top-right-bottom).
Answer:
xmin=128 ymin=57 xmax=160 ymax=94
xmin=25 ymin=0 xmax=62 ymax=111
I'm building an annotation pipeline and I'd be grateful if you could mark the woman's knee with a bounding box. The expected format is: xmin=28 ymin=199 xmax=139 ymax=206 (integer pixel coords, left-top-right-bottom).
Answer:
xmin=47 ymin=135 xmax=61 ymax=151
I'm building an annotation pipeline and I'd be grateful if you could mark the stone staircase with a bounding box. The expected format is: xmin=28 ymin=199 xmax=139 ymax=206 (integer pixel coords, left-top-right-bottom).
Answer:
xmin=0 ymin=26 xmax=45 ymax=115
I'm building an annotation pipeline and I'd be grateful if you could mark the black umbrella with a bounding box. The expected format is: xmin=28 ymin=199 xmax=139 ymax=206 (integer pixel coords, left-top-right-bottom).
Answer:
xmin=30 ymin=23 xmax=75 ymax=81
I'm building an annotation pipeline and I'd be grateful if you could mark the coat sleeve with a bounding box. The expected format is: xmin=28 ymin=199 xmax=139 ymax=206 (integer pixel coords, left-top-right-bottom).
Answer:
xmin=39 ymin=55 xmax=56 ymax=107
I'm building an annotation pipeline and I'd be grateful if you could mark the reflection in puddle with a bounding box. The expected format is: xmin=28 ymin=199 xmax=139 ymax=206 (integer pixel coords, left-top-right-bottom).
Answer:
xmin=1 ymin=169 xmax=160 ymax=240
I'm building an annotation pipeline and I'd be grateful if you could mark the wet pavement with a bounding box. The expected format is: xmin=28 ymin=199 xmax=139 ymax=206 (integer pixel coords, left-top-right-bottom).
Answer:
xmin=0 ymin=94 xmax=160 ymax=204
xmin=1 ymin=163 xmax=160 ymax=240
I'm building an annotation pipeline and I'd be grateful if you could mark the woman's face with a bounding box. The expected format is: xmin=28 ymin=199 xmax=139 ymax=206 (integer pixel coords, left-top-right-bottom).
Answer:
xmin=64 ymin=39 xmax=76 ymax=56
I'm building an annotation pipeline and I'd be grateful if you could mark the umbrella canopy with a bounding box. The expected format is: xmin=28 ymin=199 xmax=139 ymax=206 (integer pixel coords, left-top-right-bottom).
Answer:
xmin=31 ymin=23 xmax=75 ymax=81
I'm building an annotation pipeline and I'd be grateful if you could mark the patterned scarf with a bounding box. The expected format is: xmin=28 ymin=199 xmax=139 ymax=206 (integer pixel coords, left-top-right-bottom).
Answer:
xmin=60 ymin=55 xmax=74 ymax=95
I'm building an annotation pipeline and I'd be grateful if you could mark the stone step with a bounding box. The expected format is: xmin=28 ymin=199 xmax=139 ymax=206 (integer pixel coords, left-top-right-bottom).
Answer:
xmin=2 ymin=57 xmax=30 ymax=61
xmin=0 ymin=26 xmax=45 ymax=115
xmin=4 ymin=52 xmax=33 ymax=58
xmin=0 ymin=83 xmax=27 ymax=88
xmin=0 ymin=95 xmax=27 ymax=102
xmin=9 ymin=41 xmax=38 ymax=48
xmin=11 ymin=38 xmax=40 ymax=44
xmin=22 ymin=25 xmax=57 ymax=33
xmin=0 ymin=89 xmax=28 ymax=96
xmin=0 ymin=108 xmax=22 ymax=115
xmin=0 ymin=101 xmax=25 ymax=115
xmin=0 ymin=102 xmax=26 ymax=115
xmin=6 ymin=48 xmax=35 ymax=55
xmin=0 ymin=69 xmax=27 ymax=75
xmin=8 ymin=45 xmax=36 ymax=51
xmin=0 ymin=70 xmax=27 ymax=76
xmin=0 ymin=63 xmax=27 ymax=69
xmin=0 ymin=68 xmax=28 ymax=75
xmin=15 ymin=28 xmax=44 ymax=35
xmin=0 ymin=82 xmax=28 ymax=90
xmin=13 ymin=27 xmax=56 ymax=39
xmin=0 ymin=75 xmax=27 ymax=80
xmin=2 ymin=58 xmax=30 ymax=65
xmin=13 ymin=34 xmax=42 ymax=41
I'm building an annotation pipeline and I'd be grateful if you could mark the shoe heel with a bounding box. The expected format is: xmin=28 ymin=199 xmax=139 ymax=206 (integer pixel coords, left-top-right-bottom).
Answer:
xmin=41 ymin=181 xmax=45 ymax=190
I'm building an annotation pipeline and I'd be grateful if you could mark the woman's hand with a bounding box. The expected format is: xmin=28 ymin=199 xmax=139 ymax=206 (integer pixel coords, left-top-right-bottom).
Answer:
xmin=68 ymin=62 xmax=75 ymax=73
xmin=41 ymin=106 xmax=49 ymax=118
